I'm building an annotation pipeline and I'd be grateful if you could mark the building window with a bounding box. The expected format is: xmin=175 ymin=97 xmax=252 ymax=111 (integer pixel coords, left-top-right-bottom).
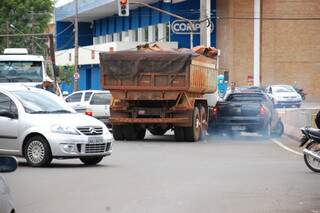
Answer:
xmin=106 ymin=34 xmax=112 ymax=42
xmin=93 ymin=37 xmax=99 ymax=45
xmin=113 ymin=33 xmax=120 ymax=42
xmin=122 ymin=31 xmax=129 ymax=42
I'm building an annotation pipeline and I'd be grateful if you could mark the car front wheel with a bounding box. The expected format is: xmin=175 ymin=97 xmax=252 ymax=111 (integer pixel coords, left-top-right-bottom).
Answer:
xmin=24 ymin=135 xmax=52 ymax=167
xmin=80 ymin=156 xmax=104 ymax=165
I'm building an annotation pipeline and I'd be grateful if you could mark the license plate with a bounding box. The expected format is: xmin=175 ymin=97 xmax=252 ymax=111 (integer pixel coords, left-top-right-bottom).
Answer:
xmin=232 ymin=126 xmax=245 ymax=131
xmin=88 ymin=137 xmax=103 ymax=143
xmin=235 ymin=108 xmax=241 ymax=113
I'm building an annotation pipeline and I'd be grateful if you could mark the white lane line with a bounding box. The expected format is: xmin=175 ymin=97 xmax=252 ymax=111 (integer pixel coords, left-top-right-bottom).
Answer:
xmin=271 ymin=139 xmax=303 ymax=156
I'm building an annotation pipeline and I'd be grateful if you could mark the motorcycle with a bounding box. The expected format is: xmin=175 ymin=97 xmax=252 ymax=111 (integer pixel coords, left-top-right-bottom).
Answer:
xmin=300 ymin=127 xmax=320 ymax=172
xmin=294 ymin=86 xmax=306 ymax=101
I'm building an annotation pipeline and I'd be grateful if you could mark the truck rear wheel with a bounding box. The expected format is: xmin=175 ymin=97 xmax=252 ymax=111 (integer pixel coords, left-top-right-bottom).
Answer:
xmin=112 ymin=125 xmax=125 ymax=141
xmin=174 ymin=127 xmax=185 ymax=141
xmin=185 ymin=107 xmax=201 ymax=142
xmin=199 ymin=105 xmax=207 ymax=139
xmin=124 ymin=125 xmax=138 ymax=141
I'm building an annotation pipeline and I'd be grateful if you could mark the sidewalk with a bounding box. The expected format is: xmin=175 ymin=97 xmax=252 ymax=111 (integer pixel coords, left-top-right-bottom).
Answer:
xmin=278 ymin=104 xmax=320 ymax=141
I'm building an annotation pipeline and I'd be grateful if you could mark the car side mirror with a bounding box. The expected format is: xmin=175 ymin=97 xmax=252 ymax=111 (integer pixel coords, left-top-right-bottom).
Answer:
xmin=54 ymin=65 xmax=60 ymax=77
xmin=0 ymin=156 xmax=18 ymax=173
xmin=0 ymin=110 xmax=17 ymax=119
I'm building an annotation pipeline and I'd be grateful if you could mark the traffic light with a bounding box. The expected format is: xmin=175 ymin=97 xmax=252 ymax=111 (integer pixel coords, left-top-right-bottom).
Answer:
xmin=118 ymin=0 xmax=129 ymax=16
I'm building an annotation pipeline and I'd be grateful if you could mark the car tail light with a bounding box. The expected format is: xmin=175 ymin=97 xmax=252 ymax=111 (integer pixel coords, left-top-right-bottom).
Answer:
xmin=259 ymin=105 xmax=266 ymax=115
xmin=212 ymin=106 xmax=219 ymax=114
xmin=85 ymin=111 xmax=93 ymax=116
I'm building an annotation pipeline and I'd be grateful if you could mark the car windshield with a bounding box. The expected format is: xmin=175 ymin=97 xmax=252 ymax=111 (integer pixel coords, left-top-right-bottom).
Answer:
xmin=226 ymin=93 xmax=266 ymax=102
xmin=273 ymin=86 xmax=295 ymax=93
xmin=0 ymin=61 xmax=43 ymax=83
xmin=13 ymin=90 xmax=75 ymax=114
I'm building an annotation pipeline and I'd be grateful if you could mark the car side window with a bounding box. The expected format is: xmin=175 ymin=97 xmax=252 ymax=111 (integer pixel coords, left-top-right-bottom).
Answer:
xmin=90 ymin=93 xmax=111 ymax=105
xmin=0 ymin=93 xmax=18 ymax=115
xmin=66 ymin=92 xmax=82 ymax=103
xmin=84 ymin=92 xmax=93 ymax=101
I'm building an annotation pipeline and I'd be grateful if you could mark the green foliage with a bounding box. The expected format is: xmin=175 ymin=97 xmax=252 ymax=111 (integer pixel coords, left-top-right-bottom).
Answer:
xmin=0 ymin=0 xmax=53 ymax=54
xmin=59 ymin=66 xmax=74 ymax=85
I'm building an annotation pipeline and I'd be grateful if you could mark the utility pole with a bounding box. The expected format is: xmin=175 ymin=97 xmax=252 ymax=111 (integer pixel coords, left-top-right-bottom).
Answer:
xmin=200 ymin=0 xmax=211 ymax=47
xmin=5 ymin=21 xmax=9 ymax=48
xmin=31 ymin=9 xmax=35 ymax=54
xmin=73 ymin=0 xmax=79 ymax=92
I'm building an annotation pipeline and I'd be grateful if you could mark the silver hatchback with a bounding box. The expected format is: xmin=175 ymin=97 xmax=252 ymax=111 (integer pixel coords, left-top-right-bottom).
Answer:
xmin=0 ymin=86 xmax=113 ymax=167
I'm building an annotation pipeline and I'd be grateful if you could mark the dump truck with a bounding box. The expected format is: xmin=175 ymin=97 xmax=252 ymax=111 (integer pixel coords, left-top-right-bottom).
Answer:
xmin=100 ymin=46 xmax=219 ymax=142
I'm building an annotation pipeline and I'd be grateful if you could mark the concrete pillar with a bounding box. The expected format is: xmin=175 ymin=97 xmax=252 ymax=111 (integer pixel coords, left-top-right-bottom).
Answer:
xmin=148 ymin=25 xmax=156 ymax=42
xmin=253 ymin=0 xmax=261 ymax=86
xmin=157 ymin=23 xmax=167 ymax=42
xmin=137 ymin=28 xmax=145 ymax=42
xmin=128 ymin=30 xmax=136 ymax=42
xmin=200 ymin=0 xmax=211 ymax=47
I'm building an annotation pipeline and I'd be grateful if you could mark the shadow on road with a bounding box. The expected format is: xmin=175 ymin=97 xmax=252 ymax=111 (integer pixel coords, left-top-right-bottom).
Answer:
xmin=17 ymin=161 xmax=114 ymax=169
xmin=116 ymin=132 xmax=269 ymax=144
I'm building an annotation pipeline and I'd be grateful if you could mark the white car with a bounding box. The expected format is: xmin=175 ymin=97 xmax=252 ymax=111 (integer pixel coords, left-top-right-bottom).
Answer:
xmin=265 ymin=85 xmax=302 ymax=108
xmin=0 ymin=86 xmax=113 ymax=167
xmin=65 ymin=90 xmax=112 ymax=130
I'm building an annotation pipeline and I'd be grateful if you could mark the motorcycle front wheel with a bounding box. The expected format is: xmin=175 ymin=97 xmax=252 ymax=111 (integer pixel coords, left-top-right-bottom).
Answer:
xmin=304 ymin=142 xmax=320 ymax=173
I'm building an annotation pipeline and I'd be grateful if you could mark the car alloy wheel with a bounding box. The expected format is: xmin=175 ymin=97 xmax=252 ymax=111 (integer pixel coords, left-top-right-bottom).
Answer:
xmin=27 ymin=140 xmax=45 ymax=164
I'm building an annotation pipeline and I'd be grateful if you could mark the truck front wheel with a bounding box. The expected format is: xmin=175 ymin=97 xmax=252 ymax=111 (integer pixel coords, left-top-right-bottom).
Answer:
xmin=112 ymin=125 xmax=125 ymax=141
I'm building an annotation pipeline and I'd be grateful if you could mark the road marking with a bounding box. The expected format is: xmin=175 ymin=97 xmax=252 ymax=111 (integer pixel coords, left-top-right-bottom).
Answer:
xmin=271 ymin=139 xmax=303 ymax=156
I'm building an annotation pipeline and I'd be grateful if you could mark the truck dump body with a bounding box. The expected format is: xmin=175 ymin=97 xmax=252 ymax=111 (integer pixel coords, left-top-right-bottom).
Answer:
xmin=99 ymin=47 xmax=219 ymax=142
xmin=100 ymin=50 xmax=217 ymax=101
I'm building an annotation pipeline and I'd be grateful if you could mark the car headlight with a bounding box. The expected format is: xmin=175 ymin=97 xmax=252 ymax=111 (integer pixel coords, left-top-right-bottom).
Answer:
xmin=51 ymin=125 xmax=80 ymax=135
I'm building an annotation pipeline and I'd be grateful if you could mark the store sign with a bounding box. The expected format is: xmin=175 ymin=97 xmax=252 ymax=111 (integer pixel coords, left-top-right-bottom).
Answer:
xmin=171 ymin=19 xmax=214 ymax=35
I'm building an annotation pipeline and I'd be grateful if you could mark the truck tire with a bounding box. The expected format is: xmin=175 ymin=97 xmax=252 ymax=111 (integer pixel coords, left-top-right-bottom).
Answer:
xmin=136 ymin=128 xmax=146 ymax=140
xmin=174 ymin=127 xmax=185 ymax=141
xmin=185 ymin=107 xmax=201 ymax=142
xmin=149 ymin=127 xmax=167 ymax=136
xmin=199 ymin=105 xmax=207 ymax=139
xmin=112 ymin=125 xmax=125 ymax=141
xmin=124 ymin=125 xmax=137 ymax=141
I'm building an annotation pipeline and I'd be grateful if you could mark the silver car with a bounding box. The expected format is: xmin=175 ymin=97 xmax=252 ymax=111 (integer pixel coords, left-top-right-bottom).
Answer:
xmin=0 ymin=86 xmax=113 ymax=167
xmin=0 ymin=156 xmax=17 ymax=213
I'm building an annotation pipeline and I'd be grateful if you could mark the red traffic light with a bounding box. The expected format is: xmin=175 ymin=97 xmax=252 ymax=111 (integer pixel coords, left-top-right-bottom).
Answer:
xmin=120 ymin=0 xmax=128 ymax=5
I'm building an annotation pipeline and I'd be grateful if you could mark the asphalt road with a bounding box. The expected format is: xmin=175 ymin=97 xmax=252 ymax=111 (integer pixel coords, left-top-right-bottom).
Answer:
xmin=3 ymin=132 xmax=320 ymax=213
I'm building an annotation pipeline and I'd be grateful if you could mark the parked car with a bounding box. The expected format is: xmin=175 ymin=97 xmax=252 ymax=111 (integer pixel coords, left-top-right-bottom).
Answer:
xmin=209 ymin=90 xmax=284 ymax=137
xmin=0 ymin=86 xmax=113 ymax=167
xmin=265 ymin=85 xmax=302 ymax=108
xmin=65 ymin=90 xmax=112 ymax=130
xmin=0 ymin=156 xmax=17 ymax=213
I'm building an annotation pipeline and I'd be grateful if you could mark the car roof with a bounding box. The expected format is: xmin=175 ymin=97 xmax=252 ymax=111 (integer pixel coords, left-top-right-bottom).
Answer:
xmin=70 ymin=90 xmax=110 ymax=94
xmin=270 ymin=84 xmax=293 ymax=88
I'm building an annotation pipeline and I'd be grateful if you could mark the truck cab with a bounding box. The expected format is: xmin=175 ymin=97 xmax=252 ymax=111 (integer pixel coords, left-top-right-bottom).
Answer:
xmin=0 ymin=48 xmax=61 ymax=96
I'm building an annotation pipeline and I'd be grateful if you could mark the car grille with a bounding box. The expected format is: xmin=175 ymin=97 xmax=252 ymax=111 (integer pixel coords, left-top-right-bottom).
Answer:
xmin=77 ymin=126 xmax=103 ymax=135
xmin=85 ymin=143 xmax=106 ymax=153
xmin=77 ymin=142 xmax=111 ymax=154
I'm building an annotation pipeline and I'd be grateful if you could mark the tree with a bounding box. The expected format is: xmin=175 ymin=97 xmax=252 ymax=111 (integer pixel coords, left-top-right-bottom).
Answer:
xmin=0 ymin=0 xmax=53 ymax=54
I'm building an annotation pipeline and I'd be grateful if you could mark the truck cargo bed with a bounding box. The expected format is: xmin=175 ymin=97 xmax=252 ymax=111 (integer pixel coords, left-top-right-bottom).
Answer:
xmin=100 ymin=50 xmax=217 ymax=100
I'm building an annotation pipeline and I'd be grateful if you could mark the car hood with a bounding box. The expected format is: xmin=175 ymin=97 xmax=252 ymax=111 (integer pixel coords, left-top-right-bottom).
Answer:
xmin=274 ymin=92 xmax=298 ymax=98
xmin=25 ymin=113 xmax=104 ymax=128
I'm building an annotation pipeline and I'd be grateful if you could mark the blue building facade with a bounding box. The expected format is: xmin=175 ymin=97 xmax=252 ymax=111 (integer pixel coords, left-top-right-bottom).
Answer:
xmin=56 ymin=0 xmax=216 ymax=93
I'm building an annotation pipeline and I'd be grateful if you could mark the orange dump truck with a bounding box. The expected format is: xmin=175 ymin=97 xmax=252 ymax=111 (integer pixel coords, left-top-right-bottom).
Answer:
xmin=100 ymin=47 xmax=219 ymax=142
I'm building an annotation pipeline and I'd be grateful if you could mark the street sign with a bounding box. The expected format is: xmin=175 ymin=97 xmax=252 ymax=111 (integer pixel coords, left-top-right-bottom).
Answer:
xmin=171 ymin=19 xmax=214 ymax=35
xmin=74 ymin=72 xmax=80 ymax=80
